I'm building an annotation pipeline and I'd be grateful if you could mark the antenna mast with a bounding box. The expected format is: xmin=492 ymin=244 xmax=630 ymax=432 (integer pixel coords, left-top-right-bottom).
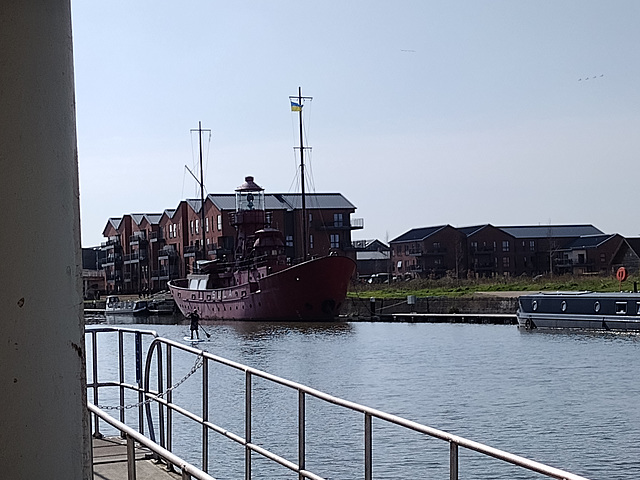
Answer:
xmin=190 ymin=121 xmax=211 ymax=262
xmin=290 ymin=87 xmax=312 ymax=261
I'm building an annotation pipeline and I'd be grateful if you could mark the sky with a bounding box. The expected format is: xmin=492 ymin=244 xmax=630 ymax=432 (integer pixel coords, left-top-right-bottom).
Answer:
xmin=71 ymin=1 xmax=640 ymax=248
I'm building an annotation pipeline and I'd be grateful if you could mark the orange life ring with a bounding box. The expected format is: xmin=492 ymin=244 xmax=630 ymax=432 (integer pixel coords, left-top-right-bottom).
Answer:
xmin=616 ymin=267 xmax=628 ymax=282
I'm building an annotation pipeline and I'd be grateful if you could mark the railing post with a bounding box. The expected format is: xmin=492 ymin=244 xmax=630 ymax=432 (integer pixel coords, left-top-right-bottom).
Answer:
xmin=135 ymin=332 xmax=144 ymax=434
xmin=167 ymin=345 xmax=173 ymax=453
xmin=449 ymin=441 xmax=458 ymax=480
xmin=126 ymin=433 xmax=137 ymax=480
xmin=365 ymin=413 xmax=372 ymax=480
xmin=92 ymin=331 xmax=101 ymax=438
xmin=245 ymin=370 xmax=252 ymax=480
xmin=202 ymin=356 xmax=209 ymax=472
xmin=119 ymin=330 xmax=125 ymax=427
xmin=156 ymin=344 xmax=165 ymax=447
xmin=298 ymin=390 xmax=305 ymax=480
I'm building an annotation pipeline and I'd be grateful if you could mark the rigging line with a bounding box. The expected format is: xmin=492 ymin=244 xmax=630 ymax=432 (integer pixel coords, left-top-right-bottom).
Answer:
xmin=203 ymin=130 xmax=212 ymax=192
xmin=287 ymin=169 xmax=299 ymax=194
xmin=189 ymin=131 xmax=198 ymax=198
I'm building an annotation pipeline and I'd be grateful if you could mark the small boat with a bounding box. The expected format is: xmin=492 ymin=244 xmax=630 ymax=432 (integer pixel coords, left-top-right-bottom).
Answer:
xmin=517 ymin=291 xmax=640 ymax=331
xmin=105 ymin=295 xmax=150 ymax=316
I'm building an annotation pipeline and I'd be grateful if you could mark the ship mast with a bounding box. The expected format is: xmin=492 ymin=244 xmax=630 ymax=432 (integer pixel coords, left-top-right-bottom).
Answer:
xmin=290 ymin=87 xmax=312 ymax=261
xmin=190 ymin=121 xmax=211 ymax=263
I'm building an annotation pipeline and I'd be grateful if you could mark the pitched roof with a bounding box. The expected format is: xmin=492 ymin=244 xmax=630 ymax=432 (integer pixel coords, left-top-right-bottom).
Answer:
xmin=352 ymin=239 xmax=389 ymax=250
xmin=625 ymin=238 xmax=640 ymax=256
xmin=561 ymin=234 xmax=617 ymax=250
xmin=458 ymin=224 xmax=491 ymax=236
xmin=390 ymin=225 xmax=448 ymax=243
xmin=356 ymin=251 xmax=390 ymax=261
xmin=107 ymin=218 xmax=122 ymax=230
xmin=497 ymin=225 xmax=603 ymax=239
xmin=130 ymin=213 xmax=162 ymax=226
xmin=185 ymin=199 xmax=203 ymax=213
xmin=207 ymin=193 xmax=356 ymax=211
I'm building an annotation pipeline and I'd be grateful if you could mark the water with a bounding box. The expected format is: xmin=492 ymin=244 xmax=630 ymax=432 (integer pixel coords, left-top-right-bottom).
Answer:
xmin=87 ymin=315 xmax=640 ymax=479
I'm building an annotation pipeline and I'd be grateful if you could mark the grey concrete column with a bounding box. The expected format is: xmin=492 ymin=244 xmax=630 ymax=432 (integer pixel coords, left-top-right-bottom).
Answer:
xmin=0 ymin=1 xmax=90 ymax=478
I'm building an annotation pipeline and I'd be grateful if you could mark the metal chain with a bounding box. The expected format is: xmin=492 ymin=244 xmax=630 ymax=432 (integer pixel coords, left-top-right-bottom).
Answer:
xmin=97 ymin=356 xmax=204 ymax=410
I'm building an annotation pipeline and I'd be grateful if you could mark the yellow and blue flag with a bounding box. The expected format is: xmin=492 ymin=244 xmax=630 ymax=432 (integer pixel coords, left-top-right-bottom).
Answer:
xmin=290 ymin=101 xmax=302 ymax=112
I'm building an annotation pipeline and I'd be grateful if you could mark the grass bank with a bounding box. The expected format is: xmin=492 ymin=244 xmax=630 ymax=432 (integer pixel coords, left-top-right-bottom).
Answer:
xmin=349 ymin=274 xmax=639 ymax=299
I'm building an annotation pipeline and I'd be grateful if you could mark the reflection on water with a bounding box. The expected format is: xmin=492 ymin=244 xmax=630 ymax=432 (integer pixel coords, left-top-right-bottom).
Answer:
xmin=85 ymin=312 xmax=354 ymax=337
xmin=87 ymin=318 xmax=640 ymax=480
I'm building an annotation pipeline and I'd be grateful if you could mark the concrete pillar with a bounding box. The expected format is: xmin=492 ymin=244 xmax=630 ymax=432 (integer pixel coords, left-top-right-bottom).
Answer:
xmin=0 ymin=1 xmax=90 ymax=478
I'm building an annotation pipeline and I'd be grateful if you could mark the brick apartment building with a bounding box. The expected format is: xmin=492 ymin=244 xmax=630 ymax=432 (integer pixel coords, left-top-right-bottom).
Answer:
xmin=389 ymin=224 xmax=630 ymax=279
xmin=101 ymin=177 xmax=363 ymax=295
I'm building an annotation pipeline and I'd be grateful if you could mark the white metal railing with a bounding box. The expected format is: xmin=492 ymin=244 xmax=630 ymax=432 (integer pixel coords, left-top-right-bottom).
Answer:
xmin=86 ymin=326 xmax=591 ymax=480
xmin=89 ymin=402 xmax=216 ymax=480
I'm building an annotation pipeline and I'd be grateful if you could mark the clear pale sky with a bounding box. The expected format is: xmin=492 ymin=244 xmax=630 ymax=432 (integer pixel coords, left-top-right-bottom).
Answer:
xmin=71 ymin=1 xmax=640 ymax=247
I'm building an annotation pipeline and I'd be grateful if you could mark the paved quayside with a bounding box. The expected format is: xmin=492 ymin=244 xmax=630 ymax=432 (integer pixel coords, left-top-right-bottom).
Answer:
xmin=92 ymin=437 xmax=181 ymax=480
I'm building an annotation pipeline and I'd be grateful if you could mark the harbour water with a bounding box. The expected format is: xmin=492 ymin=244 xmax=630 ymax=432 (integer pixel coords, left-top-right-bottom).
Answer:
xmin=88 ymin=314 xmax=640 ymax=479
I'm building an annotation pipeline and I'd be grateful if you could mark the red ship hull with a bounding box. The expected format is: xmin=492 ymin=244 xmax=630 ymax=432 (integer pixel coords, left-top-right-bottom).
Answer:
xmin=169 ymin=256 xmax=355 ymax=321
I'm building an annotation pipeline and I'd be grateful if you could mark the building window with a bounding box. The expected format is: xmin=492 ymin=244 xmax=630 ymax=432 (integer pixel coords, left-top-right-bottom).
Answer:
xmin=217 ymin=215 xmax=222 ymax=231
xmin=502 ymin=241 xmax=510 ymax=252
xmin=330 ymin=234 xmax=340 ymax=249
xmin=530 ymin=240 xmax=535 ymax=251
xmin=286 ymin=235 xmax=294 ymax=247
xmin=600 ymin=253 xmax=606 ymax=263
xmin=434 ymin=258 xmax=442 ymax=266
xmin=433 ymin=242 xmax=440 ymax=250
xmin=309 ymin=235 xmax=314 ymax=249
xmin=190 ymin=221 xmax=194 ymax=235
xmin=503 ymin=257 xmax=510 ymax=268
xmin=397 ymin=260 xmax=403 ymax=271
xmin=333 ymin=213 xmax=343 ymax=227
xmin=195 ymin=219 xmax=199 ymax=234
xmin=205 ymin=217 xmax=209 ymax=233
xmin=471 ymin=241 xmax=478 ymax=252
xmin=309 ymin=213 xmax=313 ymax=224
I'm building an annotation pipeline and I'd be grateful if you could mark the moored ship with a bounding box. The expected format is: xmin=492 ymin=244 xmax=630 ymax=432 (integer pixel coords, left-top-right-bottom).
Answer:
xmin=169 ymin=89 xmax=356 ymax=321
xmin=517 ymin=291 xmax=640 ymax=331
xmin=168 ymin=176 xmax=356 ymax=320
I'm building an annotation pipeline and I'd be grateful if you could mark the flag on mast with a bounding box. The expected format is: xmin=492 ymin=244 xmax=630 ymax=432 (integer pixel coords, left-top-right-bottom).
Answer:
xmin=290 ymin=101 xmax=303 ymax=112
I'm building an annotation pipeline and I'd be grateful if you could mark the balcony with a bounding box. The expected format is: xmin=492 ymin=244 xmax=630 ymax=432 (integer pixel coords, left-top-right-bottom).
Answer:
xmin=423 ymin=248 xmax=447 ymax=255
xmin=158 ymin=246 xmax=178 ymax=259
xmin=317 ymin=217 xmax=364 ymax=231
xmin=470 ymin=246 xmax=495 ymax=254
xmin=102 ymin=254 xmax=123 ymax=267
xmin=123 ymin=251 xmax=147 ymax=264
xmin=184 ymin=245 xmax=205 ymax=259
xmin=129 ymin=232 xmax=147 ymax=246
xmin=101 ymin=238 xmax=121 ymax=249
xmin=149 ymin=231 xmax=164 ymax=243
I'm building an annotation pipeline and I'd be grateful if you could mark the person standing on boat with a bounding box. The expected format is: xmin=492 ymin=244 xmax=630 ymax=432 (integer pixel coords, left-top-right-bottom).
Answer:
xmin=188 ymin=308 xmax=200 ymax=340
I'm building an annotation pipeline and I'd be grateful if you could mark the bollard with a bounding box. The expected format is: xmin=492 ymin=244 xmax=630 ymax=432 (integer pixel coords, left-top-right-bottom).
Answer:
xmin=407 ymin=295 xmax=416 ymax=313
xmin=370 ymin=297 xmax=376 ymax=316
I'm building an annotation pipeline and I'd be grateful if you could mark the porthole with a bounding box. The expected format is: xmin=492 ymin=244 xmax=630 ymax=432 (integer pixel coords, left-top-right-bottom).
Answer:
xmin=594 ymin=301 xmax=601 ymax=313
xmin=561 ymin=301 xmax=567 ymax=312
xmin=532 ymin=300 xmax=538 ymax=311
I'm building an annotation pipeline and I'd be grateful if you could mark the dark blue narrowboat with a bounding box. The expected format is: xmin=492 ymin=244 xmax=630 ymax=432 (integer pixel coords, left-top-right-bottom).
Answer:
xmin=517 ymin=291 xmax=640 ymax=331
